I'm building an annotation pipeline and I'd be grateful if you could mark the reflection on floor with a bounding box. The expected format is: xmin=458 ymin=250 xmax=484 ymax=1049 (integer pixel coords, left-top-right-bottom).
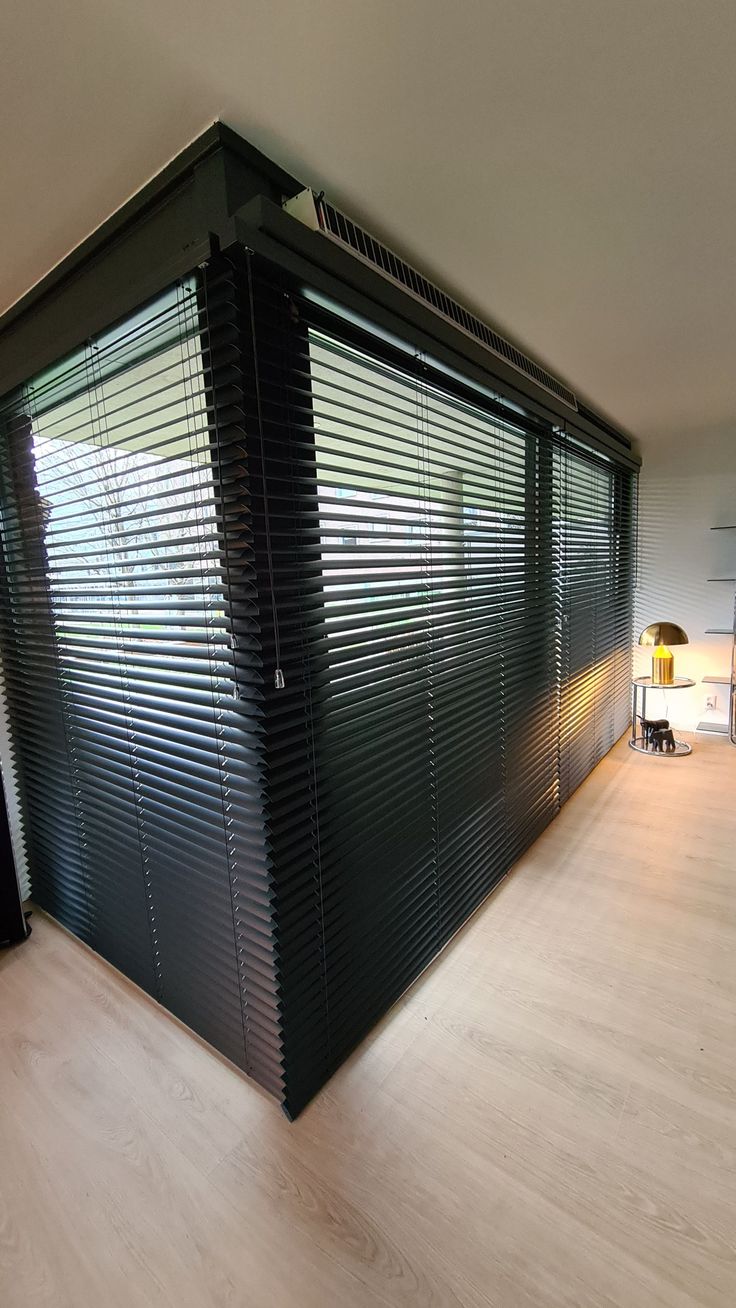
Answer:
xmin=1 ymin=733 xmax=734 ymax=1308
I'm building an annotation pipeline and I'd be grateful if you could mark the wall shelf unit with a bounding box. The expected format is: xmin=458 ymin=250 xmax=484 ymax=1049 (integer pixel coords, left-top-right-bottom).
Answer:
xmin=706 ymin=526 xmax=736 ymax=744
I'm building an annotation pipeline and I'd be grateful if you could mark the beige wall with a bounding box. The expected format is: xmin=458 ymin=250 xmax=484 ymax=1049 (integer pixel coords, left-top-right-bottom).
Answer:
xmin=635 ymin=424 xmax=736 ymax=733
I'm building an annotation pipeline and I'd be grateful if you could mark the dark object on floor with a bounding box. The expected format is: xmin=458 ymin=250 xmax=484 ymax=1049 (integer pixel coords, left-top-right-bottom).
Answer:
xmin=652 ymin=726 xmax=676 ymax=752
xmin=0 ymin=784 xmax=29 ymax=947
xmin=639 ymin=716 xmax=669 ymax=747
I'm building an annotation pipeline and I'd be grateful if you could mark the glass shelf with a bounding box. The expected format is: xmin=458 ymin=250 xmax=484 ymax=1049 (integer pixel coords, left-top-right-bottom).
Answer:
xmin=631 ymin=676 xmax=695 ymax=689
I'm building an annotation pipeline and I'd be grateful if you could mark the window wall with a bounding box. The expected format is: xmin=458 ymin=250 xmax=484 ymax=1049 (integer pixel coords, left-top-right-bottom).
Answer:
xmin=294 ymin=318 xmax=633 ymax=1089
xmin=0 ymin=251 xmax=636 ymax=1115
xmin=0 ymin=279 xmax=260 ymax=1070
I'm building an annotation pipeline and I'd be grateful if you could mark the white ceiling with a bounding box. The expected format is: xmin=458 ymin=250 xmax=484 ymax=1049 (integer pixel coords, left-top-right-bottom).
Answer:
xmin=3 ymin=0 xmax=736 ymax=445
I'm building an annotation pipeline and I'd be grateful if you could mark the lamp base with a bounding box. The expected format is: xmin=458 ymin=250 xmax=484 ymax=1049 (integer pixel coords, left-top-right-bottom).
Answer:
xmin=651 ymin=646 xmax=674 ymax=685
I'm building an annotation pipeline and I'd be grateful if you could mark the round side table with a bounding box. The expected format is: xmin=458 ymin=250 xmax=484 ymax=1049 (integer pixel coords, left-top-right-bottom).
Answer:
xmin=630 ymin=676 xmax=695 ymax=756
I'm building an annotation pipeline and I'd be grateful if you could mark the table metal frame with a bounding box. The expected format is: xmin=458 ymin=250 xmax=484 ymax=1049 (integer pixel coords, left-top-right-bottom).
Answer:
xmin=629 ymin=677 xmax=695 ymax=757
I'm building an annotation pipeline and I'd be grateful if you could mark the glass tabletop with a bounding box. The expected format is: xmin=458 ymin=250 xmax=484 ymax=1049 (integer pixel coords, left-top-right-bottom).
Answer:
xmin=632 ymin=676 xmax=696 ymax=688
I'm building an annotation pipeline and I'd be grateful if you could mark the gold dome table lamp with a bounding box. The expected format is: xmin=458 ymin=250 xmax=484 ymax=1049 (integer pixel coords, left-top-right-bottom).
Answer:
xmin=638 ymin=622 xmax=689 ymax=685
xmin=630 ymin=623 xmax=693 ymax=757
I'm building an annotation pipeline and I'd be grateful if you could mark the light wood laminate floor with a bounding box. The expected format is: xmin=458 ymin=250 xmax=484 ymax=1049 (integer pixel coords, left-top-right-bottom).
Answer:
xmin=1 ymin=734 xmax=735 ymax=1308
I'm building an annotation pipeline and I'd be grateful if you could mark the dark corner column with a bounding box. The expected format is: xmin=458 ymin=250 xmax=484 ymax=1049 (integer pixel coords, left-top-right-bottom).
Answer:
xmin=202 ymin=246 xmax=329 ymax=1116
xmin=235 ymin=248 xmax=329 ymax=1118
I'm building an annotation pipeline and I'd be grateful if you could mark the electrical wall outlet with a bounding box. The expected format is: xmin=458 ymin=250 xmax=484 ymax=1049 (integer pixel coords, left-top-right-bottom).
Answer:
xmin=706 ymin=694 xmax=717 ymax=711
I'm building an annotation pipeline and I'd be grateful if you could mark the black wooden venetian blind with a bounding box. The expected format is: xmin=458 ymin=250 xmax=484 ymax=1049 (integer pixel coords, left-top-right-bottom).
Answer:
xmin=0 ymin=248 xmax=636 ymax=1116
xmin=238 ymin=256 xmax=637 ymax=1110
xmin=555 ymin=445 xmax=635 ymax=802
xmin=0 ymin=273 xmax=282 ymax=1093
xmin=303 ymin=332 xmax=559 ymax=1076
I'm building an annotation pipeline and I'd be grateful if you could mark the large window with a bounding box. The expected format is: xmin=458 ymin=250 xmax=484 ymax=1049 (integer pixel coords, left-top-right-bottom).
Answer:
xmin=297 ymin=322 xmax=631 ymax=1082
xmin=0 ymin=250 xmax=636 ymax=1116
xmin=0 ymin=280 xmax=257 ymax=1068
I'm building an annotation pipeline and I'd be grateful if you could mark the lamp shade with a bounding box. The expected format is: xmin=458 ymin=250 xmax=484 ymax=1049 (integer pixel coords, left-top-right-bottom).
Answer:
xmin=638 ymin=622 xmax=689 ymax=647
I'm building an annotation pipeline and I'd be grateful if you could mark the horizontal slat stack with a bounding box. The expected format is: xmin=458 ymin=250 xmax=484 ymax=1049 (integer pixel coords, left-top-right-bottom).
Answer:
xmin=237 ymin=256 xmax=637 ymax=1112
xmin=0 ymin=273 xmax=281 ymax=1080
xmin=0 ymin=248 xmax=638 ymax=1116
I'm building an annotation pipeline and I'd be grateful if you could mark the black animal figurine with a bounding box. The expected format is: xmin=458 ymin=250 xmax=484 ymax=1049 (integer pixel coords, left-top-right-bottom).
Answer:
xmin=652 ymin=726 xmax=676 ymax=753
xmin=639 ymin=716 xmax=669 ymax=748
